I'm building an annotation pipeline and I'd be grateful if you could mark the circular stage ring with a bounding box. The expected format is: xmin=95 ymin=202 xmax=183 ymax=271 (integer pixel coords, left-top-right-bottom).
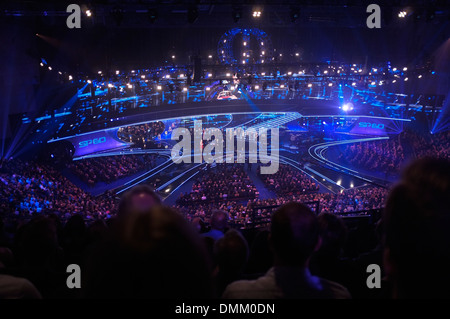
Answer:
xmin=217 ymin=28 xmax=273 ymax=65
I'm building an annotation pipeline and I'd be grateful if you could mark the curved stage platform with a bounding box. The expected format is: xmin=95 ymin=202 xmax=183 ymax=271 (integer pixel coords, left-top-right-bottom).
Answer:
xmin=47 ymin=100 xmax=411 ymax=203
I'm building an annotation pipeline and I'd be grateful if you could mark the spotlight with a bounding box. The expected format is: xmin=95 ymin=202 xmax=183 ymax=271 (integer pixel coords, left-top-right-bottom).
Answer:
xmin=188 ymin=6 xmax=198 ymax=24
xmin=86 ymin=9 xmax=92 ymax=17
xmin=157 ymin=85 xmax=162 ymax=90
xmin=68 ymin=75 xmax=73 ymax=80
xmin=172 ymin=55 xmax=175 ymax=59
xmin=255 ymin=85 xmax=259 ymax=90
xmin=342 ymin=103 xmax=353 ymax=112
xmin=307 ymin=83 xmax=312 ymax=88
xmin=398 ymin=11 xmax=407 ymax=18
xmin=206 ymin=87 xmax=211 ymax=91
xmin=148 ymin=8 xmax=158 ymax=23
xmin=127 ymin=84 xmax=132 ymax=89
xmin=328 ymin=83 xmax=333 ymax=87
xmin=183 ymin=87 xmax=188 ymax=92
xmin=252 ymin=8 xmax=262 ymax=18
xmin=208 ymin=55 xmax=212 ymax=59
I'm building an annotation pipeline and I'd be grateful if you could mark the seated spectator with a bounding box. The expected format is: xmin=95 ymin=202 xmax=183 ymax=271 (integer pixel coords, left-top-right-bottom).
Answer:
xmin=82 ymin=206 xmax=213 ymax=298
xmin=214 ymin=229 xmax=249 ymax=296
xmin=310 ymin=213 xmax=348 ymax=283
xmin=222 ymin=202 xmax=351 ymax=299
xmin=0 ymin=274 xmax=42 ymax=299
xmin=202 ymin=210 xmax=229 ymax=241
xmin=259 ymin=164 xmax=319 ymax=196
xmin=117 ymin=185 xmax=162 ymax=217
xmin=383 ymin=157 xmax=450 ymax=298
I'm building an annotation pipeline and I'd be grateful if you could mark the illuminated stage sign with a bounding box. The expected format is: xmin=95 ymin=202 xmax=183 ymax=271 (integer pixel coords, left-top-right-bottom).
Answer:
xmin=350 ymin=118 xmax=397 ymax=136
xmin=79 ymin=136 xmax=107 ymax=148
xmin=358 ymin=122 xmax=385 ymax=130
xmin=69 ymin=129 xmax=131 ymax=157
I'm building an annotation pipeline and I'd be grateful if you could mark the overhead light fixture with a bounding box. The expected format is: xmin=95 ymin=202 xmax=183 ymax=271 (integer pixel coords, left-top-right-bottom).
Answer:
xmin=426 ymin=7 xmax=436 ymax=22
xmin=148 ymin=8 xmax=158 ymax=23
xmin=232 ymin=6 xmax=242 ymax=23
xmin=290 ymin=7 xmax=300 ymax=23
xmin=187 ymin=5 xmax=198 ymax=24
xmin=398 ymin=10 xmax=407 ymax=18
xmin=111 ymin=7 xmax=124 ymax=26
xmin=252 ymin=8 xmax=262 ymax=18
xmin=342 ymin=103 xmax=353 ymax=112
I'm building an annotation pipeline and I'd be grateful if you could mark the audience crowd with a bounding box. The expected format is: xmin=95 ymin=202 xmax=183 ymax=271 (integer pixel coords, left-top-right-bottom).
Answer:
xmin=176 ymin=186 xmax=387 ymax=229
xmin=176 ymin=164 xmax=259 ymax=204
xmin=339 ymin=139 xmax=405 ymax=174
xmin=406 ymin=130 xmax=450 ymax=160
xmin=117 ymin=122 xmax=165 ymax=148
xmin=67 ymin=154 xmax=159 ymax=186
xmin=1 ymin=157 xmax=448 ymax=300
xmin=0 ymin=159 xmax=116 ymax=221
xmin=259 ymin=164 xmax=320 ymax=196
